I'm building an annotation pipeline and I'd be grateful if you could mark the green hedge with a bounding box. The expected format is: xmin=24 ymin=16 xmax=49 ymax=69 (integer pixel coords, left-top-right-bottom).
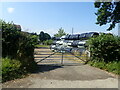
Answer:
xmin=86 ymin=34 xmax=120 ymax=75
xmin=16 ymin=32 xmax=37 ymax=72
xmin=86 ymin=34 xmax=120 ymax=62
xmin=2 ymin=58 xmax=25 ymax=82
xmin=1 ymin=20 xmax=38 ymax=82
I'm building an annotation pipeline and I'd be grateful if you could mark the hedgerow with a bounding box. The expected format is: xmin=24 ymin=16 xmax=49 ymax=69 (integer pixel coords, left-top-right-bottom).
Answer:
xmin=86 ymin=34 xmax=120 ymax=75
xmin=1 ymin=20 xmax=38 ymax=82
xmin=2 ymin=58 xmax=24 ymax=82
xmin=86 ymin=34 xmax=120 ymax=62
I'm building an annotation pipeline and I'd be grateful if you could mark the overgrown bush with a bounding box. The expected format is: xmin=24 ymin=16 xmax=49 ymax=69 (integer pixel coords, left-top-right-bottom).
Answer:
xmin=86 ymin=34 xmax=120 ymax=62
xmin=1 ymin=20 xmax=20 ymax=58
xmin=16 ymin=32 xmax=37 ymax=72
xmin=1 ymin=20 xmax=38 ymax=82
xmin=2 ymin=57 xmax=25 ymax=82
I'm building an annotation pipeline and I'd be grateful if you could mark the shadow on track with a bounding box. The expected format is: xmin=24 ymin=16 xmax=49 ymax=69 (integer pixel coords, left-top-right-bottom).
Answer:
xmin=32 ymin=64 xmax=63 ymax=73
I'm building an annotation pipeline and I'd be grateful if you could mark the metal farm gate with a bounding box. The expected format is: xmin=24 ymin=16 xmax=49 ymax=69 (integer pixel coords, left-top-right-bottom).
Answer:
xmin=34 ymin=47 xmax=89 ymax=66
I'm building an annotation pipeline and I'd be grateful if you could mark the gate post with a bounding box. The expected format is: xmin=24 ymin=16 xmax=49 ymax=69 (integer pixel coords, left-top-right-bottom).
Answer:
xmin=61 ymin=51 xmax=64 ymax=65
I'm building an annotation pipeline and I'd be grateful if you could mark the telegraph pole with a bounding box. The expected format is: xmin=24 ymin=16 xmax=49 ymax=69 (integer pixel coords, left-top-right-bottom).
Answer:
xmin=118 ymin=23 xmax=120 ymax=37
xmin=72 ymin=28 xmax=74 ymax=35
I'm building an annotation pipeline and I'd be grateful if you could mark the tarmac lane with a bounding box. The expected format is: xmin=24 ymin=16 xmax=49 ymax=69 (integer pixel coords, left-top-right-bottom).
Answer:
xmin=2 ymin=47 xmax=119 ymax=88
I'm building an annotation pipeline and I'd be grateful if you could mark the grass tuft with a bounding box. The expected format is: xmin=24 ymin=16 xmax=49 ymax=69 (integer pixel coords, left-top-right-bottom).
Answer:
xmin=88 ymin=60 xmax=120 ymax=75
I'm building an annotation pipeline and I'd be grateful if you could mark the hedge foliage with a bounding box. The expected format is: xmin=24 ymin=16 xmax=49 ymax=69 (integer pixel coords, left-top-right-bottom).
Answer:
xmin=1 ymin=20 xmax=38 ymax=82
xmin=2 ymin=58 xmax=24 ymax=82
xmin=87 ymin=34 xmax=120 ymax=62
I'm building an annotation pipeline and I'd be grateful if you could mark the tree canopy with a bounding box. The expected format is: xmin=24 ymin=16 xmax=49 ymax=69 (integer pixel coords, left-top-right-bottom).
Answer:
xmin=54 ymin=27 xmax=66 ymax=37
xmin=94 ymin=1 xmax=120 ymax=30
xmin=39 ymin=31 xmax=51 ymax=42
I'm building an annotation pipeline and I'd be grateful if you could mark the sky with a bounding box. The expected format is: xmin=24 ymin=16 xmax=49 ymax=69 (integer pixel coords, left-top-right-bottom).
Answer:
xmin=1 ymin=2 xmax=118 ymax=36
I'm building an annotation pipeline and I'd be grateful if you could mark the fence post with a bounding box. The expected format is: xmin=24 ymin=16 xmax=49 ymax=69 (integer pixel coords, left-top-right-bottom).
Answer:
xmin=61 ymin=51 xmax=64 ymax=65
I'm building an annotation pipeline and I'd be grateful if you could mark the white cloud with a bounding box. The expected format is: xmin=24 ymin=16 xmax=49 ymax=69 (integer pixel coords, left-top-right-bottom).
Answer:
xmin=7 ymin=7 xmax=14 ymax=13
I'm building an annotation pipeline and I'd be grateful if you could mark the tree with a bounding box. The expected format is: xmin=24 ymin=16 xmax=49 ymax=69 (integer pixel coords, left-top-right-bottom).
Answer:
xmin=94 ymin=1 xmax=120 ymax=30
xmin=30 ymin=32 xmax=37 ymax=35
xmin=39 ymin=31 xmax=51 ymax=42
xmin=44 ymin=33 xmax=51 ymax=40
xmin=39 ymin=31 xmax=45 ymax=42
xmin=54 ymin=27 xmax=66 ymax=37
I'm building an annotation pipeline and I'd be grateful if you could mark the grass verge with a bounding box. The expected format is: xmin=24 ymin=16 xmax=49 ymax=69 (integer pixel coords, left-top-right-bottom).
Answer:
xmin=87 ymin=60 xmax=120 ymax=75
xmin=35 ymin=44 xmax=49 ymax=48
